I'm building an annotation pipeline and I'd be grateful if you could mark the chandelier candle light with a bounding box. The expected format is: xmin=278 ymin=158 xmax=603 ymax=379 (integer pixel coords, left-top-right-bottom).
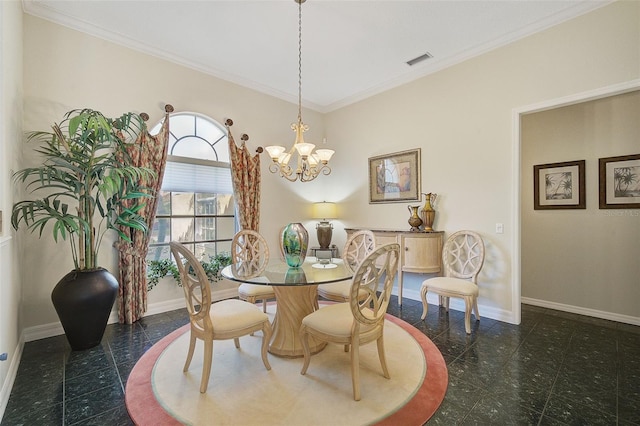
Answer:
xmin=265 ymin=0 xmax=335 ymax=182
xmin=312 ymin=201 xmax=337 ymax=249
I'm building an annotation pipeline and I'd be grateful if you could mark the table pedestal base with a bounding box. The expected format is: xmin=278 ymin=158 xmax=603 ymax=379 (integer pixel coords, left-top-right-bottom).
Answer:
xmin=269 ymin=286 xmax=326 ymax=358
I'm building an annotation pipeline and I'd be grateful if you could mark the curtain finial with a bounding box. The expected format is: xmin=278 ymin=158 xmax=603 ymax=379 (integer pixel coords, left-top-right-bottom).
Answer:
xmin=164 ymin=104 xmax=174 ymax=113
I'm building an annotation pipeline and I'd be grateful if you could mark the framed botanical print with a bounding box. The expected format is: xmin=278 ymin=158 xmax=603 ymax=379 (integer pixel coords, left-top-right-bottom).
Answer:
xmin=533 ymin=160 xmax=586 ymax=210
xmin=599 ymin=153 xmax=640 ymax=209
xmin=368 ymin=149 xmax=421 ymax=204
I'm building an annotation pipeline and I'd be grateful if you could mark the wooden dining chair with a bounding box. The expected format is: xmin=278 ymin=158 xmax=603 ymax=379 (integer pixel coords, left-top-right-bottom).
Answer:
xmin=317 ymin=229 xmax=376 ymax=302
xmin=420 ymin=230 xmax=485 ymax=334
xmin=169 ymin=241 xmax=272 ymax=393
xmin=232 ymin=230 xmax=276 ymax=313
xmin=299 ymin=243 xmax=400 ymax=401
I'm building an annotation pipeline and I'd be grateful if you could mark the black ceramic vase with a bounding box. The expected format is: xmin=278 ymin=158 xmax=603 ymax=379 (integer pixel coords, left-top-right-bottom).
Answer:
xmin=51 ymin=268 xmax=118 ymax=351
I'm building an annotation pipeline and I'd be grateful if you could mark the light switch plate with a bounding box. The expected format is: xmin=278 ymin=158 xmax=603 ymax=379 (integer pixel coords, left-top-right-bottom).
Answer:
xmin=495 ymin=223 xmax=504 ymax=234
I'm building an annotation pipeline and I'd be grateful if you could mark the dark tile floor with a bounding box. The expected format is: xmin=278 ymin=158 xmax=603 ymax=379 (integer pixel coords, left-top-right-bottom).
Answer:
xmin=2 ymin=297 xmax=639 ymax=425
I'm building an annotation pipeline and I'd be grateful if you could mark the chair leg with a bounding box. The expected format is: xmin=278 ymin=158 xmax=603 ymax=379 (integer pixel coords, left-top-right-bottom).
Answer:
xmin=420 ymin=285 xmax=429 ymax=320
xmin=200 ymin=338 xmax=213 ymax=393
xmin=351 ymin=336 xmax=361 ymax=401
xmin=233 ymin=337 xmax=240 ymax=348
xmin=260 ymin=320 xmax=272 ymax=371
xmin=464 ymin=296 xmax=472 ymax=334
xmin=183 ymin=332 xmax=197 ymax=372
xmin=262 ymin=298 xmax=267 ymax=313
xmin=299 ymin=325 xmax=311 ymax=375
xmin=376 ymin=334 xmax=390 ymax=379
xmin=473 ymin=297 xmax=481 ymax=322
xmin=247 ymin=296 xmax=257 ymax=336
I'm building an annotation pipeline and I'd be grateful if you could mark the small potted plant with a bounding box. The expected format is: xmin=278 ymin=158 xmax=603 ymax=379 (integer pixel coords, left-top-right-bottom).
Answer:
xmin=12 ymin=108 xmax=154 ymax=350
xmin=147 ymin=252 xmax=232 ymax=290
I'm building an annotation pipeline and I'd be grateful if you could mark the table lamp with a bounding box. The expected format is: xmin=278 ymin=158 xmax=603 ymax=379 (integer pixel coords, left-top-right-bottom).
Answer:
xmin=312 ymin=202 xmax=337 ymax=249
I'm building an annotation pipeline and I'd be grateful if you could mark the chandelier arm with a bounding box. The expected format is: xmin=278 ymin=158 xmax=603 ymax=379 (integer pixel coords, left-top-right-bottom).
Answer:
xmin=268 ymin=162 xmax=282 ymax=174
xmin=320 ymin=165 xmax=332 ymax=176
xmin=269 ymin=162 xmax=300 ymax=182
xmin=283 ymin=171 xmax=300 ymax=182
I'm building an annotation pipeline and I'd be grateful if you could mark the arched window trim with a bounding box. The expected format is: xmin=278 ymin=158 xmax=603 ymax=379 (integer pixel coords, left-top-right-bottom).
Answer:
xmin=152 ymin=111 xmax=229 ymax=163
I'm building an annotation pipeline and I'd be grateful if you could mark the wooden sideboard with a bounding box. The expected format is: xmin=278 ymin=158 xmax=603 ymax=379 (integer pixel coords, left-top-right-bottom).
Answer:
xmin=345 ymin=228 xmax=444 ymax=306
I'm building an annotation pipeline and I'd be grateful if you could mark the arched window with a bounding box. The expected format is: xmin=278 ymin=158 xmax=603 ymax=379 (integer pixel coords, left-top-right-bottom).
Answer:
xmin=146 ymin=112 xmax=236 ymax=263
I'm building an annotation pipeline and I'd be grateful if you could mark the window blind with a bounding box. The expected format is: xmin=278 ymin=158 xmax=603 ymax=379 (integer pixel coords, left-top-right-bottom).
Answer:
xmin=161 ymin=156 xmax=233 ymax=194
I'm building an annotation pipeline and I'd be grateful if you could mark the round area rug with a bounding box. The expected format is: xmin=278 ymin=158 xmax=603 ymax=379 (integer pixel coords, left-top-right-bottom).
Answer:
xmin=126 ymin=306 xmax=447 ymax=425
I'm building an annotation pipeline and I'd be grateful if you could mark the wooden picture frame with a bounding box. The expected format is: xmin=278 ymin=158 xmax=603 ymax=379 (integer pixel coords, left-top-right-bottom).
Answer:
xmin=599 ymin=153 xmax=640 ymax=209
xmin=368 ymin=149 xmax=421 ymax=204
xmin=533 ymin=160 xmax=586 ymax=210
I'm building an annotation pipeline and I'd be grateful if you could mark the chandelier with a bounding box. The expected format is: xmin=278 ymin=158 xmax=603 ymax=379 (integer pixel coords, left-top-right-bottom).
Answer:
xmin=265 ymin=0 xmax=334 ymax=183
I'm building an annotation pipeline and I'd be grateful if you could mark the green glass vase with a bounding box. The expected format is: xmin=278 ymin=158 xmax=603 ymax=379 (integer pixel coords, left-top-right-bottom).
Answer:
xmin=281 ymin=222 xmax=309 ymax=267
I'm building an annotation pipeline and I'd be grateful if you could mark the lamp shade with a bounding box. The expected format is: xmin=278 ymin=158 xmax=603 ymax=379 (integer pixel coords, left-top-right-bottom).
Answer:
xmin=312 ymin=202 xmax=337 ymax=220
xmin=314 ymin=149 xmax=335 ymax=163
xmin=294 ymin=142 xmax=316 ymax=158
xmin=265 ymin=145 xmax=286 ymax=160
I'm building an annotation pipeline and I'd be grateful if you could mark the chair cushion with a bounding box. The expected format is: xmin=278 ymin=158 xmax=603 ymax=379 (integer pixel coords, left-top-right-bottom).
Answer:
xmin=317 ymin=281 xmax=350 ymax=299
xmin=302 ymin=303 xmax=375 ymax=338
xmin=238 ymin=283 xmax=275 ymax=298
xmin=209 ymin=299 xmax=269 ymax=334
xmin=422 ymin=277 xmax=479 ymax=296
xmin=318 ymin=280 xmax=367 ymax=300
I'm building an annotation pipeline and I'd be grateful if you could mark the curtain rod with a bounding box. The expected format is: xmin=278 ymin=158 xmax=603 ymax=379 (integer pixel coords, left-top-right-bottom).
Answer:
xmin=225 ymin=118 xmax=263 ymax=153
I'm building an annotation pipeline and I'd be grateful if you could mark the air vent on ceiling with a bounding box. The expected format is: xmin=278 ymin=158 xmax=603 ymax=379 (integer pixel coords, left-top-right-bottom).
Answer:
xmin=406 ymin=52 xmax=433 ymax=66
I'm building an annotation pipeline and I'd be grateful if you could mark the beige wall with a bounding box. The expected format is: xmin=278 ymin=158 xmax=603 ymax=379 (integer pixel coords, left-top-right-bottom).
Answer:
xmin=21 ymin=15 xmax=333 ymax=329
xmin=14 ymin=1 xmax=640 ymax=333
xmin=0 ymin=0 xmax=23 ymax=413
xmin=324 ymin=1 xmax=640 ymax=322
xmin=521 ymin=90 xmax=640 ymax=319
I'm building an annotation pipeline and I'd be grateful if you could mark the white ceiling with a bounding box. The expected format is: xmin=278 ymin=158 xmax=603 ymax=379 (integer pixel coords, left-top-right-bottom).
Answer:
xmin=23 ymin=0 xmax=610 ymax=113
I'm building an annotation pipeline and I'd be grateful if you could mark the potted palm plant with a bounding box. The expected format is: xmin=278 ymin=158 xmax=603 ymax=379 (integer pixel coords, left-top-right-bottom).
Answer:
xmin=11 ymin=108 xmax=154 ymax=350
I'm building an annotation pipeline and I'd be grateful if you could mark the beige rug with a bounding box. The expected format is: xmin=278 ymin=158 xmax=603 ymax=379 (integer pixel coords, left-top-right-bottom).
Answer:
xmin=126 ymin=304 xmax=447 ymax=425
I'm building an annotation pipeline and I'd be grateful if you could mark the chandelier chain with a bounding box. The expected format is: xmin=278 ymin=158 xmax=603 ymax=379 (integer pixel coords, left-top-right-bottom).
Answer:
xmin=298 ymin=0 xmax=303 ymax=122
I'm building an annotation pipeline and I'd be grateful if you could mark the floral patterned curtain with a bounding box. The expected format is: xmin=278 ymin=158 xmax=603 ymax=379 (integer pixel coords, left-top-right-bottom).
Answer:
xmin=227 ymin=120 xmax=261 ymax=232
xmin=116 ymin=106 xmax=171 ymax=324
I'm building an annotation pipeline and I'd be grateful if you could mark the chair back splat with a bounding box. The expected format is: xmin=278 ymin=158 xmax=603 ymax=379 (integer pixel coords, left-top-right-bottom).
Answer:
xmin=171 ymin=241 xmax=213 ymax=332
xmin=317 ymin=229 xmax=376 ymax=302
xmin=445 ymin=231 xmax=485 ymax=281
xmin=350 ymin=243 xmax=399 ymax=326
xmin=232 ymin=230 xmax=275 ymax=313
xmin=343 ymin=230 xmax=376 ymax=272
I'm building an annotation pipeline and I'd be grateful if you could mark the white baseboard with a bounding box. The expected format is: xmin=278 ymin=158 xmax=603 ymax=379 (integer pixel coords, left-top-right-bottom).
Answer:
xmin=0 ymin=335 xmax=24 ymax=421
xmin=23 ymin=287 xmax=241 ymax=342
xmin=144 ymin=298 xmax=186 ymax=317
xmin=522 ymin=297 xmax=640 ymax=326
xmin=22 ymin=322 xmax=65 ymax=343
xmin=395 ymin=288 xmax=517 ymax=324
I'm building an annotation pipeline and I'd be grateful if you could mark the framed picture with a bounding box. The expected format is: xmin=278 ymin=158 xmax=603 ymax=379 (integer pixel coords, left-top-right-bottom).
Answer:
xmin=533 ymin=160 xmax=586 ymax=210
xmin=369 ymin=149 xmax=421 ymax=204
xmin=599 ymin=153 xmax=640 ymax=209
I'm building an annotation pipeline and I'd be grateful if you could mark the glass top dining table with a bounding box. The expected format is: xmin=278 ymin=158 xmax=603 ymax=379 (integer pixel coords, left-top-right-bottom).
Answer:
xmin=221 ymin=257 xmax=353 ymax=358
xmin=221 ymin=257 xmax=352 ymax=286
